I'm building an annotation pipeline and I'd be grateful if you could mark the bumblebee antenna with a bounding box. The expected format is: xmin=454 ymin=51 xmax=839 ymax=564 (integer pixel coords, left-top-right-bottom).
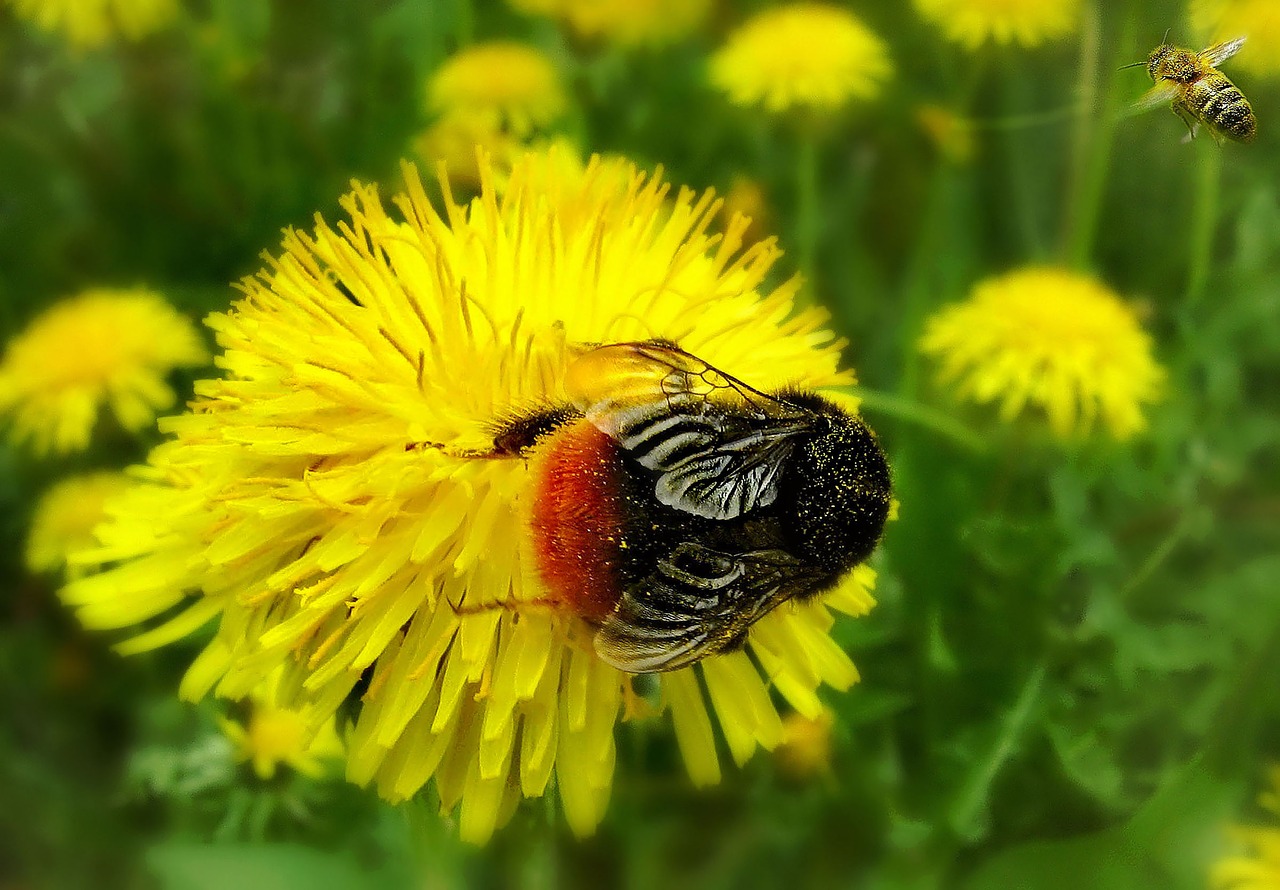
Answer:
xmin=1118 ymin=60 xmax=1147 ymax=70
xmin=1162 ymin=27 xmax=1172 ymax=45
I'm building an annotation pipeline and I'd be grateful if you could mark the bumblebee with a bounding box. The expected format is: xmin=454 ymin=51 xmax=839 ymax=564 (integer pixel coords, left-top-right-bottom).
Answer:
xmin=1128 ymin=36 xmax=1256 ymax=144
xmin=494 ymin=341 xmax=891 ymax=674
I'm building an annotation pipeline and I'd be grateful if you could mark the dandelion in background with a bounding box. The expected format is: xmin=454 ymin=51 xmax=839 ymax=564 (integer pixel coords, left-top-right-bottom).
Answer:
xmin=0 ymin=288 xmax=208 ymax=455
xmin=63 ymin=148 xmax=881 ymax=844
xmin=708 ymin=4 xmax=892 ymax=296
xmin=508 ymin=0 xmax=712 ymax=48
xmin=1190 ymin=0 xmax=1280 ymax=79
xmin=26 ymin=472 xmax=135 ymax=577
xmin=6 ymin=0 xmax=179 ymax=49
xmin=918 ymin=267 xmax=1165 ymax=440
xmin=916 ymin=103 xmax=978 ymax=165
xmin=774 ymin=709 xmax=835 ymax=780
xmin=426 ymin=41 xmax=567 ymax=140
xmin=913 ymin=0 xmax=1081 ymax=50
xmin=1211 ymin=766 xmax=1280 ymax=889
xmin=219 ymin=676 xmax=345 ymax=781
xmin=709 ymin=4 xmax=892 ymax=114
xmin=414 ymin=115 xmax=526 ymax=189
xmin=719 ymin=176 xmax=772 ymax=246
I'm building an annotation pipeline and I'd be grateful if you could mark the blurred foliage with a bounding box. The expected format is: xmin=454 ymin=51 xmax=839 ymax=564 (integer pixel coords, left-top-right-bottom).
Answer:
xmin=2 ymin=0 xmax=1279 ymax=888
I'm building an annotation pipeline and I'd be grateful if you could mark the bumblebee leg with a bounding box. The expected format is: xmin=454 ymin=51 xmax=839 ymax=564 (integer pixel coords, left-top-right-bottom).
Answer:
xmin=446 ymin=596 xmax=562 ymax=615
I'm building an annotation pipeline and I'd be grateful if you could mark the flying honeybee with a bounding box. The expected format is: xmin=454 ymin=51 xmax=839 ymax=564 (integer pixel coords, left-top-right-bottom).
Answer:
xmin=1126 ymin=35 xmax=1256 ymax=144
xmin=493 ymin=340 xmax=892 ymax=673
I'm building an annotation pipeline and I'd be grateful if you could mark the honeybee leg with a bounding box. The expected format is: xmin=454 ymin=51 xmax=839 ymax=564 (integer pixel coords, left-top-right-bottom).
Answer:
xmin=1173 ymin=107 xmax=1198 ymax=142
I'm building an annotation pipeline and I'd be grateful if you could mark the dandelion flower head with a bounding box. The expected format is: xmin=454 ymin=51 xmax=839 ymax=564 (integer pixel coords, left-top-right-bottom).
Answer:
xmin=509 ymin=0 xmax=712 ymax=47
xmin=427 ymin=41 xmax=567 ymax=139
xmin=414 ymin=114 xmax=527 ymax=189
xmin=775 ymin=708 xmax=835 ymax=779
xmin=220 ymin=674 xmax=345 ymax=781
xmin=27 ymin=472 xmax=135 ymax=575
xmin=1190 ymin=0 xmax=1280 ymax=78
xmin=1211 ymin=765 xmax=1280 ymax=889
xmin=709 ymin=4 xmax=893 ymax=113
xmin=7 ymin=0 xmax=179 ymax=49
xmin=62 ymin=147 xmax=881 ymax=844
xmin=918 ymin=267 xmax=1164 ymax=440
xmin=914 ymin=0 xmax=1082 ymax=50
xmin=0 ymin=288 xmax=209 ymax=455
xmin=917 ymin=103 xmax=978 ymax=164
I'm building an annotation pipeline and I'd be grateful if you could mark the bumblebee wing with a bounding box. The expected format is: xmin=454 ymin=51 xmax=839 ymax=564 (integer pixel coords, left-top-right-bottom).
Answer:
xmin=1200 ymin=36 xmax=1246 ymax=67
xmin=1130 ymin=79 xmax=1183 ymax=114
xmin=593 ymin=543 xmax=811 ymax=673
xmin=566 ymin=341 xmax=818 ymax=521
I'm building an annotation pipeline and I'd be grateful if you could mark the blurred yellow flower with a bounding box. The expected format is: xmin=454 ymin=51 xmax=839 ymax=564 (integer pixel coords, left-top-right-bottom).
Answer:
xmin=427 ymin=42 xmax=567 ymax=138
xmin=774 ymin=708 xmax=834 ymax=779
xmin=1211 ymin=766 xmax=1280 ymax=889
xmin=27 ymin=472 xmax=134 ymax=576
xmin=914 ymin=0 xmax=1081 ymax=49
xmin=1190 ymin=0 xmax=1280 ymax=78
xmin=720 ymin=176 xmax=771 ymax=245
xmin=919 ymin=267 xmax=1164 ymax=440
xmin=0 ymin=288 xmax=209 ymax=455
xmin=7 ymin=0 xmax=179 ymax=49
xmin=710 ymin=4 xmax=892 ymax=113
xmin=413 ymin=114 xmax=526 ymax=188
xmin=510 ymin=0 xmax=711 ymax=47
xmin=62 ymin=147 xmax=879 ymax=844
xmin=917 ymin=103 xmax=977 ymax=164
xmin=220 ymin=677 xmax=345 ymax=781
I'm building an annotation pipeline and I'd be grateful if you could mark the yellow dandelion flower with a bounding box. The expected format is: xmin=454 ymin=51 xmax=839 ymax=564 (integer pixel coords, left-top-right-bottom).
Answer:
xmin=512 ymin=0 xmax=711 ymax=47
xmin=720 ymin=176 xmax=771 ymax=246
xmin=774 ymin=708 xmax=834 ymax=779
xmin=7 ymin=0 xmax=179 ymax=50
xmin=709 ymin=4 xmax=893 ymax=114
xmin=914 ymin=0 xmax=1081 ymax=50
xmin=220 ymin=675 xmax=345 ymax=781
xmin=0 ymin=288 xmax=209 ymax=455
xmin=27 ymin=472 xmax=135 ymax=576
xmin=1190 ymin=0 xmax=1280 ymax=78
xmin=413 ymin=113 xmax=527 ymax=189
xmin=918 ymin=267 xmax=1164 ymax=440
xmin=62 ymin=147 xmax=883 ymax=844
xmin=427 ymin=42 xmax=567 ymax=139
xmin=1211 ymin=766 xmax=1280 ymax=889
xmin=916 ymin=103 xmax=978 ymax=164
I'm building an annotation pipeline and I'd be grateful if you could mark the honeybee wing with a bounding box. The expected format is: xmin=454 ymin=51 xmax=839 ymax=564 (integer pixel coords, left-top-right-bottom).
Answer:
xmin=1131 ymin=79 xmax=1184 ymax=114
xmin=566 ymin=341 xmax=818 ymax=521
xmin=593 ymin=542 xmax=818 ymax=673
xmin=1199 ymin=36 xmax=1246 ymax=67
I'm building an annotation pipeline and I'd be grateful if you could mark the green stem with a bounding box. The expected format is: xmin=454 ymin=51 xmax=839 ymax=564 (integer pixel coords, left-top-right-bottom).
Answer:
xmin=795 ymin=133 xmax=820 ymax=297
xmin=1184 ymin=138 xmax=1222 ymax=310
xmin=455 ymin=0 xmax=474 ymax=45
xmin=897 ymin=163 xmax=953 ymax=402
xmin=948 ymin=662 xmax=1048 ymax=839
xmin=897 ymin=58 xmax=986 ymax=401
xmin=850 ymin=387 xmax=987 ymax=454
xmin=1119 ymin=510 xmax=1198 ymax=599
xmin=1059 ymin=0 xmax=1121 ymax=267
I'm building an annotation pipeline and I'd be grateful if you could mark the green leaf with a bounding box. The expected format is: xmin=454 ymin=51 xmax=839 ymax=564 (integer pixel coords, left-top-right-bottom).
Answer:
xmin=147 ymin=842 xmax=402 ymax=890
xmin=963 ymin=765 xmax=1240 ymax=890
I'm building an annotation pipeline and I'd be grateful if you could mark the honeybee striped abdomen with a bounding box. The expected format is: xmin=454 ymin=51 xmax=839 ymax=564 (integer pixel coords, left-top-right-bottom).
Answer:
xmin=1185 ymin=72 xmax=1257 ymax=142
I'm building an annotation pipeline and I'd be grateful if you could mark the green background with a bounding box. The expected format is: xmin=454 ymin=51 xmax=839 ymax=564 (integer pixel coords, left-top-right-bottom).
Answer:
xmin=2 ymin=0 xmax=1278 ymax=887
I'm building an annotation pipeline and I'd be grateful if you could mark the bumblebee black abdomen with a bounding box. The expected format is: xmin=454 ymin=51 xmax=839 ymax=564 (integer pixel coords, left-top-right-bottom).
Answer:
xmin=1188 ymin=72 xmax=1257 ymax=143
xmin=777 ymin=404 xmax=891 ymax=584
